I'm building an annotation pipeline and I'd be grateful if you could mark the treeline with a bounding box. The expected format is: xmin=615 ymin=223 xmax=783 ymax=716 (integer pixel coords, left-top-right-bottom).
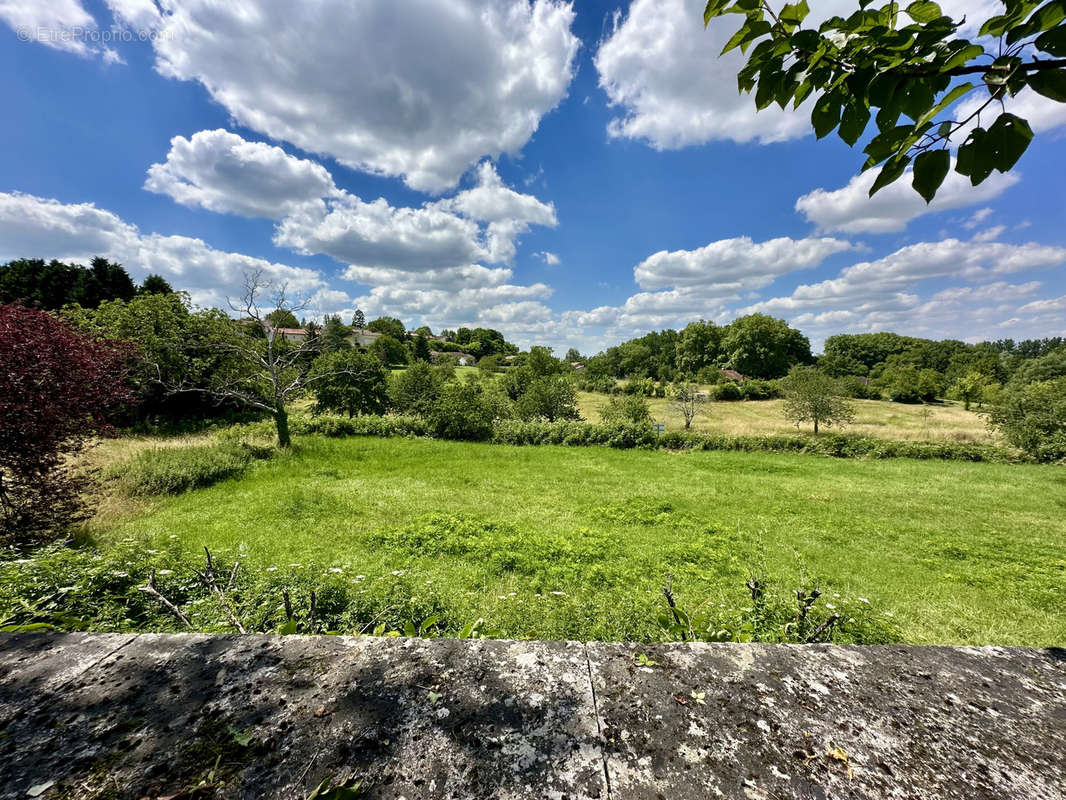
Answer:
xmin=0 ymin=258 xmax=173 ymax=309
xmin=577 ymin=315 xmax=1066 ymax=408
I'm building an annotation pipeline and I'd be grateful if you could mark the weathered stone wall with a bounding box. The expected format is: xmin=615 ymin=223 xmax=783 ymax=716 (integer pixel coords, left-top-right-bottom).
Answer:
xmin=1 ymin=633 xmax=1063 ymax=799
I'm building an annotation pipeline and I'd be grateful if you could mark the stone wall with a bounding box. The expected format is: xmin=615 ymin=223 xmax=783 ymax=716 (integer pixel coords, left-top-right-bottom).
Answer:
xmin=1 ymin=633 xmax=1063 ymax=799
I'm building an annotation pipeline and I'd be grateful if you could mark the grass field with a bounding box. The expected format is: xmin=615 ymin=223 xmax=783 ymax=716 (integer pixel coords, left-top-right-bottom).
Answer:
xmin=91 ymin=435 xmax=1066 ymax=646
xmin=578 ymin=392 xmax=997 ymax=443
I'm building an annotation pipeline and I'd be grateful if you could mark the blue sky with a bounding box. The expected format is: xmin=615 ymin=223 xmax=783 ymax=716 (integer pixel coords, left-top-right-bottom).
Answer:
xmin=1 ymin=0 xmax=1064 ymax=354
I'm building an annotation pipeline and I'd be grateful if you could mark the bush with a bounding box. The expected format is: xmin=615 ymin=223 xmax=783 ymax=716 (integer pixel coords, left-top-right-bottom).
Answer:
xmin=515 ymin=375 xmax=581 ymax=422
xmin=428 ymin=378 xmax=510 ymax=441
xmin=294 ymin=414 xmax=429 ymax=439
xmin=599 ymin=394 xmax=652 ymax=425
xmin=387 ymin=361 xmax=446 ymax=416
xmin=108 ymin=443 xmax=270 ymax=496
xmin=839 ymin=376 xmax=881 ymax=400
xmin=712 ymin=381 xmax=742 ymax=401
xmin=738 ymin=379 xmax=780 ymax=400
xmin=984 ymin=377 xmax=1066 ymax=462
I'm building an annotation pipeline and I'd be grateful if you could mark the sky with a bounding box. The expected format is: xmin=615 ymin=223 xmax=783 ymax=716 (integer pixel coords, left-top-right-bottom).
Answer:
xmin=0 ymin=0 xmax=1064 ymax=355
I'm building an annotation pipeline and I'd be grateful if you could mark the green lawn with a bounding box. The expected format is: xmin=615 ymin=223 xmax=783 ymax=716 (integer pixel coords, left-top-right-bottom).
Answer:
xmin=96 ymin=436 xmax=1066 ymax=646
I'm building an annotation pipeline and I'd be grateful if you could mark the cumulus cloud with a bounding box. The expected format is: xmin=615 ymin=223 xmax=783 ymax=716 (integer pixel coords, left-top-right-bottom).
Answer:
xmin=634 ymin=236 xmax=854 ymax=292
xmin=955 ymin=87 xmax=1066 ymax=140
xmin=0 ymin=0 xmax=120 ymax=61
xmin=595 ymin=0 xmax=1000 ymax=150
xmin=137 ymin=0 xmax=578 ymax=192
xmin=0 ymin=191 xmax=324 ymax=309
xmin=795 ymin=163 xmax=1018 ymax=234
xmin=537 ymin=251 xmax=561 ymax=266
xmin=743 ymin=239 xmax=1066 ymax=318
xmin=145 ymin=129 xmax=340 ymax=218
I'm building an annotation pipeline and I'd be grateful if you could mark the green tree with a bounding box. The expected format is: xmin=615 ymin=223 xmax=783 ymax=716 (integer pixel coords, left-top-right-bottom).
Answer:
xmin=515 ymin=375 xmax=581 ymax=422
xmin=266 ymin=308 xmax=300 ymax=329
xmin=308 ymin=350 xmax=388 ymax=417
xmin=949 ymin=371 xmax=988 ymax=411
xmin=367 ymin=316 xmax=406 ymax=340
xmin=428 ymin=377 xmax=511 ymax=441
xmin=370 ymin=334 xmax=408 ymax=366
xmin=412 ymin=331 xmax=432 ymax=362
xmin=139 ymin=274 xmax=174 ymax=295
xmin=702 ymin=1 xmax=1066 ymax=202
xmin=721 ymin=314 xmax=811 ymax=379
xmin=352 ymin=309 xmax=366 ymax=329
xmin=676 ymin=320 xmax=723 ymax=378
xmin=781 ymin=366 xmax=855 ymax=434
xmin=0 ymin=257 xmax=137 ymax=310
xmin=565 ymin=347 xmax=582 ymax=363
xmin=526 ymin=345 xmax=563 ymax=377
xmin=478 ymin=354 xmax=501 ymax=375
xmin=985 ymin=377 xmax=1066 ymax=461
xmin=387 ymin=361 xmax=446 ymax=417
xmin=599 ymin=394 xmax=652 ymax=425
xmin=321 ymin=315 xmax=352 ymax=352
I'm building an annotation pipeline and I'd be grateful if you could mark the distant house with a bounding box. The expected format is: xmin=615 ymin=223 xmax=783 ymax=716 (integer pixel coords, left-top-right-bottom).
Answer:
xmin=503 ymin=354 xmax=519 ymax=362
xmin=431 ymin=350 xmax=474 ymax=366
xmin=272 ymin=327 xmax=309 ymax=343
xmin=351 ymin=328 xmax=382 ymax=348
xmin=719 ymin=369 xmax=747 ymax=382
xmin=571 ymin=362 xmax=585 ymax=371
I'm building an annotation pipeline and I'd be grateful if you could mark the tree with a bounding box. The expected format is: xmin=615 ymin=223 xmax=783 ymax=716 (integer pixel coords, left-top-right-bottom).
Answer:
xmin=721 ymin=314 xmax=811 ymax=379
xmin=370 ymin=334 xmax=407 ymax=366
xmin=526 ymin=345 xmax=563 ymax=377
xmin=388 ymin=361 xmax=447 ymax=417
xmin=949 ymin=371 xmax=989 ymax=411
xmin=352 ymin=309 xmax=366 ymax=329
xmin=427 ymin=377 xmax=511 ymax=441
xmin=599 ymin=394 xmax=652 ymax=425
xmin=478 ymin=354 xmax=501 ymax=375
xmin=0 ymin=305 xmax=132 ymax=544
xmin=367 ymin=316 xmax=406 ymax=340
xmin=308 ymin=350 xmax=388 ymax=417
xmin=266 ymin=308 xmax=301 ymax=329
xmin=985 ymin=377 xmax=1066 ymax=461
xmin=702 ymin=0 xmax=1066 ymax=202
xmin=181 ymin=271 xmax=372 ymax=447
xmin=515 ymin=376 xmax=581 ymax=422
xmin=140 ymin=274 xmax=174 ymax=295
xmin=676 ymin=320 xmax=723 ymax=378
xmin=669 ymin=383 xmax=706 ymax=430
xmin=412 ymin=331 xmax=432 ymax=362
xmin=321 ymin=315 xmax=352 ymax=352
xmin=780 ymin=366 xmax=855 ymax=434
xmin=0 ymin=257 xmax=137 ymax=310
xmin=565 ymin=347 xmax=582 ymax=363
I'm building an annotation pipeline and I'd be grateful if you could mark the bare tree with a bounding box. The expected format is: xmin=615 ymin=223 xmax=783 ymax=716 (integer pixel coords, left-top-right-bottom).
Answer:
xmin=178 ymin=270 xmax=376 ymax=447
xmin=670 ymin=383 xmax=705 ymax=430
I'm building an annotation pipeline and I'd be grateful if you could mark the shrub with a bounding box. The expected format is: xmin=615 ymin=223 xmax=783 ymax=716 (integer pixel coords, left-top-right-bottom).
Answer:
xmin=0 ymin=304 xmax=133 ymax=546
xmin=598 ymin=394 xmax=652 ymax=425
xmin=428 ymin=378 xmax=510 ymax=441
xmin=984 ymin=377 xmax=1066 ymax=462
xmin=738 ymin=379 xmax=780 ymax=400
xmin=838 ymin=376 xmax=881 ymax=400
xmin=712 ymin=381 xmax=742 ymax=401
xmin=515 ymin=375 xmax=581 ymax=422
xmin=387 ymin=361 xmax=445 ymax=416
xmin=108 ymin=443 xmax=269 ymax=496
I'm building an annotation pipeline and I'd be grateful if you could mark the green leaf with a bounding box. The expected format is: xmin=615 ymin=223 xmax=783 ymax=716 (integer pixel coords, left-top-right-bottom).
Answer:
xmin=912 ymin=149 xmax=950 ymax=203
xmin=1028 ymin=69 xmax=1066 ymax=101
xmin=811 ymin=94 xmax=842 ymax=138
xmin=838 ymin=102 xmax=871 ymax=145
xmin=906 ymin=1 xmax=943 ymax=23
xmin=956 ymin=129 xmax=997 ymax=185
xmin=1036 ymin=25 xmax=1066 ymax=55
xmin=987 ymin=112 xmax=1034 ymax=172
xmin=869 ymin=155 xmax=911 ymax=196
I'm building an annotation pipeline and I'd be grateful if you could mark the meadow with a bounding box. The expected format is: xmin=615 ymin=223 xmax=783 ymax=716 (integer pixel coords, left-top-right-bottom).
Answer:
xmin=578 ymin=392 xmax=997 ymax=443
xmin=86 ymin=434 xmax=1066 ymax=646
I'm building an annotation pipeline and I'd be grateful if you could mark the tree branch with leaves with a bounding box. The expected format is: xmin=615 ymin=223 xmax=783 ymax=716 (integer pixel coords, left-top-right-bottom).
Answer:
xmin=703 ymin=0 xmax=1066 ymax=201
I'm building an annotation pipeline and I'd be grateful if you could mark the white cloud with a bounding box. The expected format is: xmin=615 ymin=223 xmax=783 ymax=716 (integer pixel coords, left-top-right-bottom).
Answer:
xmin=537 ymin=251 xmax=561 ymax=266
xmin=0 ymin=0 xmax=119 ymax=60
xmin=971 ymin=225 xmax=1006 ymax=243
xmin=595 ymin=0 xmax=1002 ymax=151
xmin=0 ymin=191 xmax=324 ymax=309
xmin=795 ymin=163 xmax=1018 ymax=234
xmin=634 ymin=236 xmax=854 ymax=292
xmin=104 ymin=0 xmax=161 ymax=32
xmin=964 ymin=207 xmax=995 ymax=229
xmin=956 ymin=87 xmax=1066 ymax=139
xmin=144 ymin=129 xmax=339 ymax=218
xmin=142 ymin=0 xmax=579 ymax=192
xmin=743 ymin=239 xmax=1066 ymax=318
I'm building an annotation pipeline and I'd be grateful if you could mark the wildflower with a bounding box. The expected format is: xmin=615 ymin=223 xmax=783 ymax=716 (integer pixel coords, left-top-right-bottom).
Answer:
xmin=329 ymin=568 xmax=343 ymax=574
xmin=883 ymin=611 xmax=894 ymax=617
xmin=825 ymin=604 xmax=836 ymax=610
xmin=858 ymin=597 xmax=869 ymax=604
xmin=158 ymin=569 xmax=173 ymax=576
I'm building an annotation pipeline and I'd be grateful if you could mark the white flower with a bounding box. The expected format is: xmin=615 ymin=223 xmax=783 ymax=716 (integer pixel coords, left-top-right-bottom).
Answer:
xmin=267 ymin=567 xmax=278 ymax=572
xmin=550 ymin=591 xmax=566 ymax=596
xmin=158 ymin=569 xmax=174 ymax=575
xmin=391 ymin=570 xmax=406 ymax=576
xmin=825 ymin=604 xmax=836 ymax=610
xmin=858 ymin=597 xmax=869 ymax=604
xmin=355 ymin=574 xmax=366 ymax=580
xmin=884 ymin=611 xmax=894 ymax=617
xmin=329 ymin=568 xmax=343 ymax=574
